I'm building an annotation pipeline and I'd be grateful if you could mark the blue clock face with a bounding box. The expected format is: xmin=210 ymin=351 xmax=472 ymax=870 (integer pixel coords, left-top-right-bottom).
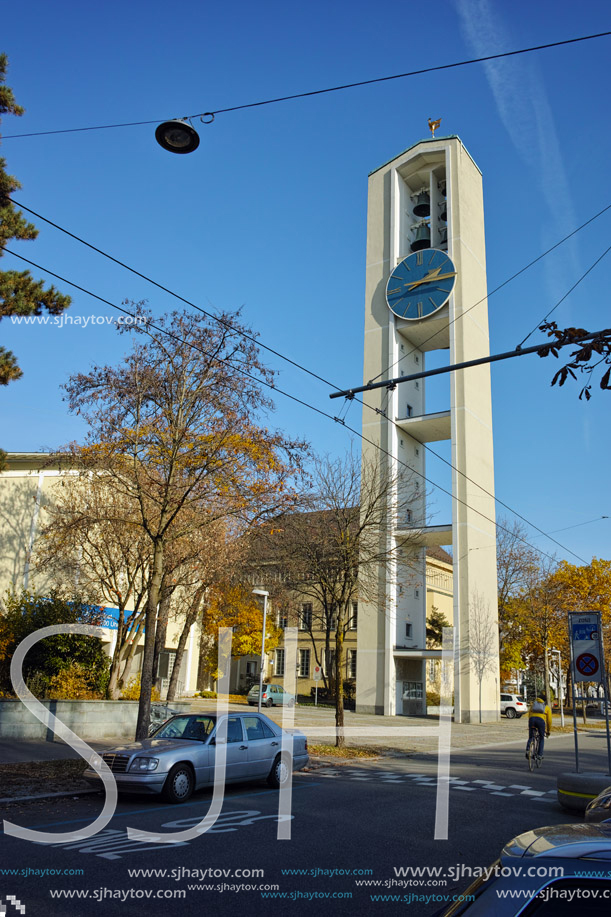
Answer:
xmin=386 ymin=249 xmax=457 ymax=320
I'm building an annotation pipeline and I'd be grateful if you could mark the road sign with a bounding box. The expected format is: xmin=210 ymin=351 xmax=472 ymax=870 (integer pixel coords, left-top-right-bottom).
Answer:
xmin=570 ymin=611 xmax=603 ymax=684
xmin=576 ymin=652 xmax=599 ymax=677
xmin=313 ymin=665 xmax=322 ymax=682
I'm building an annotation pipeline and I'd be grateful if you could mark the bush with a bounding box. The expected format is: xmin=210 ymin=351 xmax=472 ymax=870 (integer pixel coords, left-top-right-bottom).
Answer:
xmin=47 ymin=663 xmax=105 ymax=699
xmin=25 ymin=671 xmax=51 ymax=698
xmin=0 ymin=589 xmax=110 ymax=696
xmin=427 ymin=690 xmax=441 ymax=707
xmin=121 ymin=673 xmax=160 ymax=702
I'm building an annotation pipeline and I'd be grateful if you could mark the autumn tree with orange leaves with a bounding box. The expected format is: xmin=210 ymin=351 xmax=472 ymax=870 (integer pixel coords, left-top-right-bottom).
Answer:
xmin=64 ymin=307 xmax=307 ymax=738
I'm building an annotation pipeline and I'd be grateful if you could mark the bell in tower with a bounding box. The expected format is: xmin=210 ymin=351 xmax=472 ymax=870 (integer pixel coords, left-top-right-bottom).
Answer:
xmin=412 ymin=190 xmax=430 ymax=217
xmin=410 ymin=222 xmax=431 ymax=252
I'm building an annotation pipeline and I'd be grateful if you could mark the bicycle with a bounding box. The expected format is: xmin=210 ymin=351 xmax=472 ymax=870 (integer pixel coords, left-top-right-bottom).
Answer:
xmin=526 ymin=729 xmax=542 ymax=771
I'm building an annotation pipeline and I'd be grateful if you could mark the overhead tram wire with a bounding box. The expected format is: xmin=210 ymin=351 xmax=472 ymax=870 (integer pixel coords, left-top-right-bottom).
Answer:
xmin=7 ymin=197 xmax=333 ymax=392
xmin=516 ymin=241 xmax=611 ymax=349
xmin=1 ymin=199 xmax=592 ymax=562
xmin=4 ymin=247 xmax=588 ymax=567
xmin=2 ymin=31 xmax=611 ymax=140
xmin=6 ymin=195 xmax=598 ymax=562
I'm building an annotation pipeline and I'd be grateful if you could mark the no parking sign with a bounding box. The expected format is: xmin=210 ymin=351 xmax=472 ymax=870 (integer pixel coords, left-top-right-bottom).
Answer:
xmin=570 ymin=611 xmax=603 ymax=684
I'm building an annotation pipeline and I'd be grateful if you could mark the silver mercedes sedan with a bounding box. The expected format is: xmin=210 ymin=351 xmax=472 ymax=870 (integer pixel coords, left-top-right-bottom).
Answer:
xmin=83 ymin=711 xmax=308 ymax=803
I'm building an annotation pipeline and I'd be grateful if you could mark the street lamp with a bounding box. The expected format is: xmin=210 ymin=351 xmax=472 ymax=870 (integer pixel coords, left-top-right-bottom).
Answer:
xmin=551 ymin=648 xmax=565 ymax=727
xmin=155 ymin=119 xmax=200 ymax=154
xmin=252 ymin=588 xmax=269 ymax=713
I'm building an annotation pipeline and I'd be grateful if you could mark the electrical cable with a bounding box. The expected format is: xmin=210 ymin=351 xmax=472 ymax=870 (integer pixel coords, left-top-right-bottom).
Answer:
xmin=4 ymin=195 xmax=597 ymax=561
xmin=4 ymin=246 xmax=588 ymax=565
xmin=516 ymin=242 xmax=611 ymax=349
xmin=7 ymin=197 xmax=334 ymax=393
xmin=2 ymin=31 xmax=610 ymax=140
xmin=368 ymin=202 xmax=611 ymax=385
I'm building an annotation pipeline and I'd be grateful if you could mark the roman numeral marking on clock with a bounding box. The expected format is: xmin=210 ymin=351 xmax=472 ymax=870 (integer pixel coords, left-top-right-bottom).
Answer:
xmin=416 ymin=252 xmax=423 ymax=266
xmin=417 ymin=301 xmax=423 ymax=317
xmin=429 ymin=253 xmax=436 ymax=266
xmin=428 ymin=297 xmax=436 ymax=305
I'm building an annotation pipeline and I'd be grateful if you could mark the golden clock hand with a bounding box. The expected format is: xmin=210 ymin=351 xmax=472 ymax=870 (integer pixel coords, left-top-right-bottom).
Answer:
xmin=406 ymin=270 xmax=456 ymax=290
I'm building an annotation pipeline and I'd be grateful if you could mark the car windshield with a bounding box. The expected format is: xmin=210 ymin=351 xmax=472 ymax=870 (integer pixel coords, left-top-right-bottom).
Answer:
xmin=153 ymin=715 xmax=216 ymax=741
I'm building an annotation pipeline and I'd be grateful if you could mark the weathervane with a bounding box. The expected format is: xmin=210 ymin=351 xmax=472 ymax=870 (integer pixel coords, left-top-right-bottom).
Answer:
xmin=428 ymin=118 xmax=442 ymax=138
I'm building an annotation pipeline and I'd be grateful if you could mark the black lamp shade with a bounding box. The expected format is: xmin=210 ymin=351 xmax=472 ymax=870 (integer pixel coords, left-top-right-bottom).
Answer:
xmin=155 ymin=120 xmax=200 ymax=154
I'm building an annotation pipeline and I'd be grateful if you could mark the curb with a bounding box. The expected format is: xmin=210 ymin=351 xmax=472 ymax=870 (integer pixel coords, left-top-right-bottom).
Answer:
xmin=0 ymin=788 xmax=98 ymax=805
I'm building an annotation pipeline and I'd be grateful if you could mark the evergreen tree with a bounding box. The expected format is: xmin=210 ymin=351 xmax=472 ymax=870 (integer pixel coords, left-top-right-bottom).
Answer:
xmin=0 ymin=53 xmax=71 ymax=386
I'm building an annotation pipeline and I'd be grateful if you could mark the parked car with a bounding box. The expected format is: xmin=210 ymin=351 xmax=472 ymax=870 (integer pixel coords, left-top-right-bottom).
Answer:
xmin=586 ymin=785 xmax=611 ymax=823
xmin=247 ymin=683 xmax=295 ymax=707
xmin=499 ymin=693 xmax=527 ymax=719
xmin=434 ymin=822 xmax=611 ymax=915
xmin=84 ymin=711 xmax=308 ymax=803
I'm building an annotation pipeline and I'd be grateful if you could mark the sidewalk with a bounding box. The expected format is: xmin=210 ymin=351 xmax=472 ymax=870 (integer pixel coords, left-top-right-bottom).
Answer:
xmin=0 ymin=708 xmax=571 ymax=764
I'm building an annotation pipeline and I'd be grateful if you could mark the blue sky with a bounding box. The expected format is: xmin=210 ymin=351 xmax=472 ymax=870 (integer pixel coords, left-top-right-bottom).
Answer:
xmin=1 ymin=0 xmax=610 ymax=566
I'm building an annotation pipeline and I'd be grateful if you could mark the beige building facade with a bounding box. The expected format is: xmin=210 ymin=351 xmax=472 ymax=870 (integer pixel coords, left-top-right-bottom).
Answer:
xmin=0 ymin=452 xmax=201 ymax=698
xmin=357 ymin=135 xmax=499 ymax=721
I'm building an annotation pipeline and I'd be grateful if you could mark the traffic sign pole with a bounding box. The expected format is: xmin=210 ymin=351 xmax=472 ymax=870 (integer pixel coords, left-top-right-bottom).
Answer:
xmin=568 ymin=618 xmax=580 ymax=773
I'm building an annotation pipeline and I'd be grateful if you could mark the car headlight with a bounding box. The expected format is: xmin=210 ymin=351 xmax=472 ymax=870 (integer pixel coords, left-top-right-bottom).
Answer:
xmin=129 ymin=757 xmax=160 ymax=773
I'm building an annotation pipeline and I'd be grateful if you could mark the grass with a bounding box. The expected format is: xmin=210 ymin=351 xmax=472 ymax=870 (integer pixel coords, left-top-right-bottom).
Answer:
xmin=309 ymin=743 xmax=381 ymax=758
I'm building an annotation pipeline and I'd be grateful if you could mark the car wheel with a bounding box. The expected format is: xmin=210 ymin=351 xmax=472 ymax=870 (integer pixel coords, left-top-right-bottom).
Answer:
xmin=267 ymin=754 xmax=291 ymax=789
xmin=505 ymin=707 xmax=516 ymax=719
xmin=266 ymin=698 xmax=273 ymax=707
xmin=163 ymin=764 xmax=194 ymax=803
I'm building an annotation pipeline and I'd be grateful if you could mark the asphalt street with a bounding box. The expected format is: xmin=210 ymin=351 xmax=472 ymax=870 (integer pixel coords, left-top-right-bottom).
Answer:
xmin=0 ymin=731 xmax=604 ymax=917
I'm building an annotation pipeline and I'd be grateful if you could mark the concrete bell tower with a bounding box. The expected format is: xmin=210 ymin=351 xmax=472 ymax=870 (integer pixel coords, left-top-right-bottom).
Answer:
xmin=356 ymin=134 xmax=499 ymax=723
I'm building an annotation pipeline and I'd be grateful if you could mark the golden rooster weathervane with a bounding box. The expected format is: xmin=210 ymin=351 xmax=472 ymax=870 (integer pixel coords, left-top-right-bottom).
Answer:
xmin=428 ymin=118 xmax=442 ymax=138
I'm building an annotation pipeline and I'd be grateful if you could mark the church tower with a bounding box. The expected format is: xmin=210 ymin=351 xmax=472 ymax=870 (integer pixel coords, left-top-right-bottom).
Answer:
xmin=356 ymin=134 xmax=499 ymax=722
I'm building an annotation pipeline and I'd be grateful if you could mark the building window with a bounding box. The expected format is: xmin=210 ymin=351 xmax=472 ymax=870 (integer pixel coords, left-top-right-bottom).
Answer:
xmin=414 ymin=354 xmax=420 ymax=364
xmin=403 ymin=680 xmax=423 ymax=699
xmin=400 ymin=438 xmax=404 ymax=447
xmin=349 ymin=603 xmax=358 ymax=630
xmin=414 ymin=588 xmax=420 ymax=599
xmin=405 ymin=622 xmax=413 ymax=639
xmin=298 ymin=648 xmax=310 ymax=678
xmin=277 ymin=609 xmax=288 ymax=629
xmin=347 ymin=649 xmax=357 ymax=679
xmin=406 ymin=404 xmax=413 ymax=417
xmin=405 ymin=509 xmax=412 ymax=524
xmin=275 ymin=648 xmax=285 ymax=676
xmin=329 ymin=605 xmax=338 ymax=630
xmin=415 ymin=446 xmax=419 ymax=456
xmin=299 ymin=603 xmax=312 ymax=630
xmin=246 ymin=660 xmax=257 ymax=676
xmin=415 ymin=381 xmax=419 ymax=389
xmin=400 ymin=343 xmax=405 ymax=352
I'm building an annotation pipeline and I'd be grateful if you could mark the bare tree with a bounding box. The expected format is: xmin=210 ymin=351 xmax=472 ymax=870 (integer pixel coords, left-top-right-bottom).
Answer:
xmin=250 ymin=450 xmax=419 ymax=746
xmin=496 ymin=517 xmax=539 ymax=682
xmin=33 ymin=469 xmax=151 ymax=698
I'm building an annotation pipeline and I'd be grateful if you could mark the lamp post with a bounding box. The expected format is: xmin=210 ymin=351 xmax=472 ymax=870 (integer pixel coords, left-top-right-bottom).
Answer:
xmin=551 ymin=648 xmax=565 ymax=727
xmin=252 ymin=589 xmax=269 ymax=713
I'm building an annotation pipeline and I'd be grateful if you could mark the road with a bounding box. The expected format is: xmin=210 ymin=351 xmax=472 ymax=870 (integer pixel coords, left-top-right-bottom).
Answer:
xmin=0 ymin=730 xmax=606 ymax=917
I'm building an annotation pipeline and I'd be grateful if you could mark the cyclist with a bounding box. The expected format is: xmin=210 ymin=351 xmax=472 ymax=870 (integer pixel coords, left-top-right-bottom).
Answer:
xmin=525 ymin=694 xmax=552 ymax=760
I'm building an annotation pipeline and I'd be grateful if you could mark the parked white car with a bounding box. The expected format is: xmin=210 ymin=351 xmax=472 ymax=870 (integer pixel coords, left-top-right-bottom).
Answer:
xmin=500 ymin=693 xmax=527 ymax=719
